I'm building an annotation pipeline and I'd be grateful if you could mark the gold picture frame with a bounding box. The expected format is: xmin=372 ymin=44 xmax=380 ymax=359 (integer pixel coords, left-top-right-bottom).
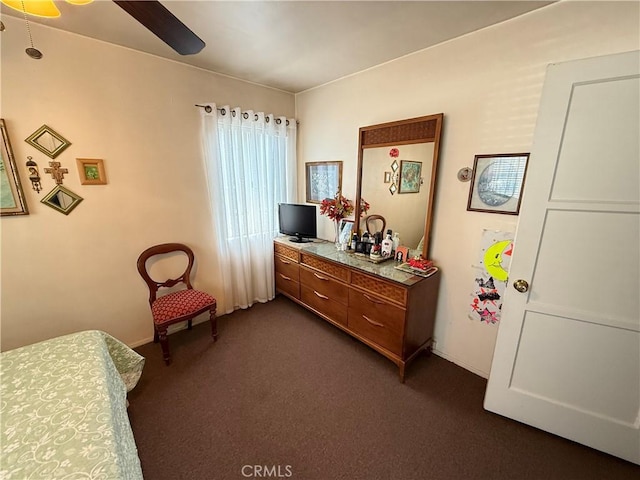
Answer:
xmin=77 ymin=158 xmax=107 ymax=185
xmin=1 ymin=119 xmax=29 ymax=216
xmin=41 ymin=185 xmax=83 ymax=215
xmin=25 ymin=124 xmax=71 ymax=159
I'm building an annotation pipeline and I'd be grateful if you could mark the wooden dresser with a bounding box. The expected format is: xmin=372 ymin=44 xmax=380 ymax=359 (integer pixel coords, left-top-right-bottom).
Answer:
xmin=274 ymin=237 xmax=440 ymax=382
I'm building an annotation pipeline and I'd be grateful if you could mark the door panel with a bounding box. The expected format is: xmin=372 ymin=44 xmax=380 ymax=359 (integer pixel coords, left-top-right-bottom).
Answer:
xmin=511 ymin=312 xmax=639 ymax=424
xmin=532 ymin=210 xmax=640 ymax=323
xmin=484 ymin=50 xmax=640 ymax=464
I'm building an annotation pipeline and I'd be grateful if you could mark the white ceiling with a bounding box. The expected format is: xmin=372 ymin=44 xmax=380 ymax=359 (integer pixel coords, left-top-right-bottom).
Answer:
xmin=1 ymin=1 xmax=554 ymax=93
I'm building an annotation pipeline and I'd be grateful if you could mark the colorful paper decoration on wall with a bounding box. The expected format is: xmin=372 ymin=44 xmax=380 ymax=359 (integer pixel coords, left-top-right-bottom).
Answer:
xmin=469 ymin=229 xmax=514 ymax=325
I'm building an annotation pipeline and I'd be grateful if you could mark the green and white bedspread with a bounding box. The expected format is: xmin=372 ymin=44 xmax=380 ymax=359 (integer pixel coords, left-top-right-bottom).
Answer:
xmin=0 ymin=330 xmax=145 ymax=479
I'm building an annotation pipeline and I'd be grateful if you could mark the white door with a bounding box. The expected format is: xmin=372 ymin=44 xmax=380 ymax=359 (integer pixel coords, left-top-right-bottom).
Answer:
xmin=484 ymin=50 xmax=640 ymax=464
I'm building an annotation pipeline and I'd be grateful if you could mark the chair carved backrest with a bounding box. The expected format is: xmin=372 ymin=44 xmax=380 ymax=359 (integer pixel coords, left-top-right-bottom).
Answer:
xmin=136 ymin=243 xmax=195 ymax=306
xmin=365 ymin=214 xmax=386 ymax=237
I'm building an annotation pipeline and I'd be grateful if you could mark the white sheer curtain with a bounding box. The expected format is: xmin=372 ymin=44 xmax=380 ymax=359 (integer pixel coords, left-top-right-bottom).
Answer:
xmin=200 ymin=104 xmax=297 ymax=314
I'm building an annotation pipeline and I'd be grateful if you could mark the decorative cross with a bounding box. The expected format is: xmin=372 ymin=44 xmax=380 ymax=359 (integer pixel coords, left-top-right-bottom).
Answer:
xmin=44 ymin=161 xmax=68 ymax=185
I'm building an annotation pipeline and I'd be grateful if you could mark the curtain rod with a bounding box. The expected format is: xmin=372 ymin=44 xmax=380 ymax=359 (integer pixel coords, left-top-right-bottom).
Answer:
xmin=195 ymin=104 xmax=294 ymax=126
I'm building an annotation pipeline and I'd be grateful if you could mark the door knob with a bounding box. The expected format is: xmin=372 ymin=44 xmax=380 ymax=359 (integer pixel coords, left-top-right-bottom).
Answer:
xmin=513 ymin=279 xmax=529 ymax=293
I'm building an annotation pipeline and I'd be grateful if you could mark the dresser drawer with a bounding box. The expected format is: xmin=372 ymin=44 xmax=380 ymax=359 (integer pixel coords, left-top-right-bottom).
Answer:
xmin=274 ymin=242 xmax=300 ymax=262
xmin=351 ymin=271 xmax=406 ymax=306
xmin=301 ymin=285 xmax=348 ymax=327
xmin=300 ymin=253 xmax=350 ymax=283
xmin=348 ymin=290 xmax=404 ymax=355
xmin=300 ymin=266 xmax=348 ymax=305
xmin=276 ymin=271 xmax=300 ymax=299
xmin=275 ymin=254 xmax=300 ymax=282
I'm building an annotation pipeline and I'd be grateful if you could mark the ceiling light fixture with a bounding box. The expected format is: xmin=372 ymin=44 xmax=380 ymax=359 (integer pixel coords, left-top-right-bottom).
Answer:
xmin=0 ymin=0 xmax=93 ymax=18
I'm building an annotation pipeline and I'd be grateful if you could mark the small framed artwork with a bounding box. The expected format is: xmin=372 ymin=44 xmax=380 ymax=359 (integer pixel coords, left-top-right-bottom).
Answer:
xmin=1 ymin=119 xmax=29 ymax=216
xmin=467 ymin=153 xmax=529 ymax=215
xmin=383 ymin=171 xmax=391 ymax=183
xmin=338 ymin=219 xmax=354 ymax=245
xmin=77 ymin=158 xmax=107 ymax=185
xmin=398 ymin=160 xmax=422 ymax=194
xmin=306 ymin=161 xmax=342 ymax=204
xmin=395 ymin=246 xmax=410 ymax=263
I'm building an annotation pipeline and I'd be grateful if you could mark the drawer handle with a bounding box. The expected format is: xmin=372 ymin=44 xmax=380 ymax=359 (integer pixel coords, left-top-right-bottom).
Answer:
xmin=279 ymin=259 xmax=291 ymax=265
xmin=313 ymin=272 xmax=329 ymax=281
xmin=279 ymin=273 xmax=292 ymax=281
xmin=362 ymin=315 xmax=384 ymax=328
xmin=363 ymin=293 xmax=384 ymax=304
xmin=313 ymin=290 xmax=329 ymax=300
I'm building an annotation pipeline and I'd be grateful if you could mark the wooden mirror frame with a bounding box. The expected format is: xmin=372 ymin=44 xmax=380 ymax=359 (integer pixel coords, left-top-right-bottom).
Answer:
xmin=355 ymin=114 xmax=443 ymax=259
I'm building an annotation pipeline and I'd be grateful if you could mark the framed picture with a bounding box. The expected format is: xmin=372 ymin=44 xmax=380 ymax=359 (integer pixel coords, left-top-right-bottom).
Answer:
xmin=398 ymin=160 xmax=422 ymax=193
xmin=306 ymin=161 xmax=342 ymax=204
xmin=395 ymin=245 xmax=410 ymax=263
xmin=77 ymin=158 xmax=107 ymax=185
xmin=1 ymin=119 xmax=29 ymax=216
xmin=338 ymin=218 xmax=354 ymax=245
xmin=467 ymin=153 xmax=530 ymax=215
xmin=383 ymin=171 xmax=391 ymax=183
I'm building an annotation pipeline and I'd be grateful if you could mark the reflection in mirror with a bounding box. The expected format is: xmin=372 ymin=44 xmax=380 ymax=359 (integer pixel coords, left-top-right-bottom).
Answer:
xmin=361 ymin=143 xmax=433 ymax=249
xmin=25 ymin=125 xmax=71 ymax=159
xmin=355 ymin=114 xmax=443 ymax=259
xmin=41 ymin=185 xmax=83 ymax=215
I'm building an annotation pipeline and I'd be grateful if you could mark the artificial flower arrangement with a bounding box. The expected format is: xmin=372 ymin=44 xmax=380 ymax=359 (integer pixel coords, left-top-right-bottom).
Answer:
xmin=320 ymin=193 xmax=370 ymax=222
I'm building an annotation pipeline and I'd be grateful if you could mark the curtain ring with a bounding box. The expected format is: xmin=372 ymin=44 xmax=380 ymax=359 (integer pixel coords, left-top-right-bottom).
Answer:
xmin=254 ymin=114 xmax=259 ymax=121
xmin=219 ymin=107 xmax=226 ymax=115
xmin=275 ymin=118 xmax=281 ymax=125
xmin=242 ymin=112 xmax=248 ymax=119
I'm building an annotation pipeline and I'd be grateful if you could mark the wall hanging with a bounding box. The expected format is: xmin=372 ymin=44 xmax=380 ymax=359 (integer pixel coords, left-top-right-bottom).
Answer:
xmin=0 ymin=119 xmax=29 ymax=216
xmin=305 ymin=161 xmax=342 ymax=204
xmin=41 ymin=185 xmax=83 ymax=215
xmin=25 ymin=125 xmax=71 ymax=159
xmin=25 ymin=156 xmax=42 ymax=193
xmin=467 ymin=153 xmax=529 ymax=215
xmin=44 ymin=161 xmax=68 ymax=185
xmin=77 ymin=158 xmax=107 ymax=185
xmin=468 ymin=229 xmax=514 ymax=325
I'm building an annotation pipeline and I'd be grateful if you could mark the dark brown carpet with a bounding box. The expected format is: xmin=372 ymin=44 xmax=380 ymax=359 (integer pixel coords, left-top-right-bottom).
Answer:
xmin=128 ymin=296 xmax=639 ymax=480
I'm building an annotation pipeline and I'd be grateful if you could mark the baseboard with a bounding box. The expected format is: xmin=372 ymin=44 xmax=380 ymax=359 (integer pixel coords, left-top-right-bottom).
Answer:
xmin=128 ymin=316 xmax=212 ymax=349
xmin=432 ymin=348 xmax=489 ymax=379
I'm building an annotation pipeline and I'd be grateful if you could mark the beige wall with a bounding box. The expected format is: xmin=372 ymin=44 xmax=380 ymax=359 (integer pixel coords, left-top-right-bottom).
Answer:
xmin=0 ymin=17 xmax=295 ymax=351
xmin=295 ymin=1 xmax=640 ymax=377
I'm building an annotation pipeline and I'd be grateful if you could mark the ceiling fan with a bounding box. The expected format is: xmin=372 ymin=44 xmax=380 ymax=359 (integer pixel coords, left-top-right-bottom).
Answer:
xmin=113 ymin=1 xmax=205 ymax=55
xmin=1 ymin=0 xmax=205 ymax=55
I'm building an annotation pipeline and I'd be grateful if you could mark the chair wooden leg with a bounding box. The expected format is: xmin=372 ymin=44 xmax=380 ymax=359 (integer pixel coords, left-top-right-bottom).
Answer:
xmin=153 ymin=329 xmax=159 ymax=343
xmin=157 ymin=328 xmax=171 ymax=365
xmin=209 ymin=307 xmax=218 ymax=341
xmin=187 ymin=319 xmax=193 ymax=330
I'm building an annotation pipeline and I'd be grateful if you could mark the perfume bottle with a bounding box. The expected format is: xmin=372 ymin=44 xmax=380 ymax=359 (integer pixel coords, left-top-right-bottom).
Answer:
xmin=392 ymin=232 xmax=400 ymax=252
xmin=381 ymin=230 xmax=393 ymax=258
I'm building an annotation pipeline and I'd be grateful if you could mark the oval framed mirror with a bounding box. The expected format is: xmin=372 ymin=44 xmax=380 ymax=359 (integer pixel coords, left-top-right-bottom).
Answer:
xmin=355 ymin=114 xmax=443 ymax=259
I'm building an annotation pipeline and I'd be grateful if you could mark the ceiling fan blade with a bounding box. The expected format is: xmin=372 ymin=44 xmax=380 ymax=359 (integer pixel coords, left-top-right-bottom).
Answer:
xmin=113 ymin=1 xmax=205 ymax=55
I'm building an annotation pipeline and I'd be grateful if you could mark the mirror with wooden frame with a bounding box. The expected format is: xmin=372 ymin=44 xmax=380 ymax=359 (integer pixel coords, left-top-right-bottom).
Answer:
xmin=355 ymin=114 xmax=443 ymax=259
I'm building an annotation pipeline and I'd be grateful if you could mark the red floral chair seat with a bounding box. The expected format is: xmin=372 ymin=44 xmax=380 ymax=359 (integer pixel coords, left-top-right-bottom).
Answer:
xmin=151 ymin=289 xmax=216 ymax=324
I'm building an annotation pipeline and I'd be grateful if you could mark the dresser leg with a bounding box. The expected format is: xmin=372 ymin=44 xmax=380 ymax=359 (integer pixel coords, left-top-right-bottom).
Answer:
xmin=398 ymin=363 xmax=406 ymax=383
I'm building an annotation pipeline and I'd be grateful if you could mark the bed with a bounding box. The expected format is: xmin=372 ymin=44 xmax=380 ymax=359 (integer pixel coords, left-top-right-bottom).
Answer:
xmin=0 ymin=330 xmax=145 ymax=479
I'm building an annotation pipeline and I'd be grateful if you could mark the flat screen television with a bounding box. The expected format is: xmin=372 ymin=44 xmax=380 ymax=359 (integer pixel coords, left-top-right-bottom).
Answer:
xmin=278 ymin=203 xmax=317 ymax=243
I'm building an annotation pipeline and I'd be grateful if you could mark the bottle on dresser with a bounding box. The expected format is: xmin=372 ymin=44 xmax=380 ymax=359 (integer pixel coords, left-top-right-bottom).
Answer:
xmin=381 ymin=229 xmax=393 ymax=258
